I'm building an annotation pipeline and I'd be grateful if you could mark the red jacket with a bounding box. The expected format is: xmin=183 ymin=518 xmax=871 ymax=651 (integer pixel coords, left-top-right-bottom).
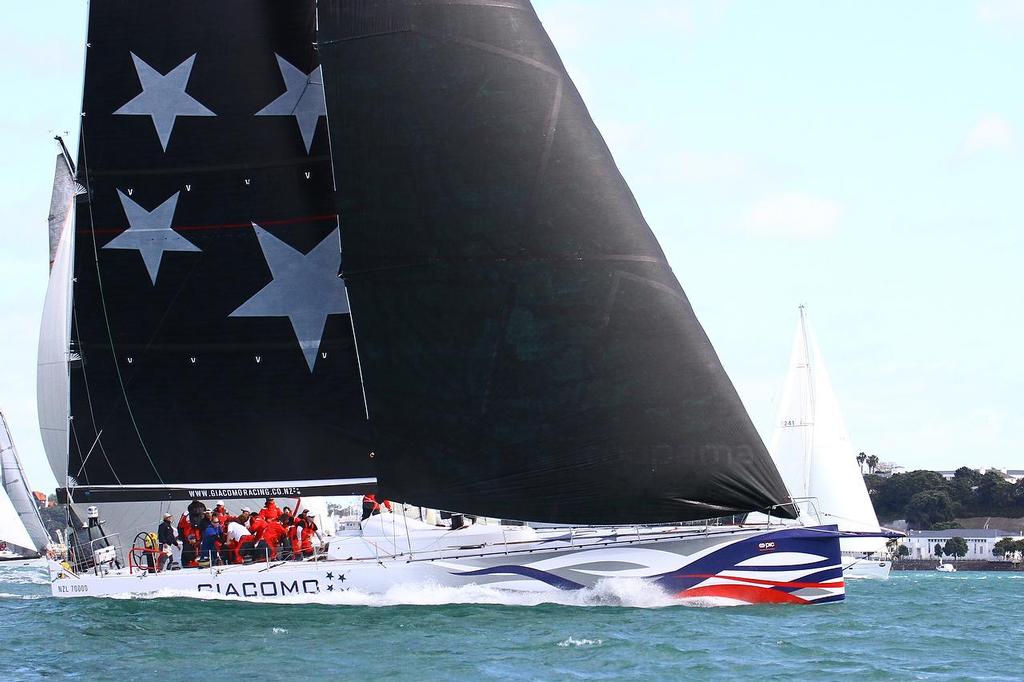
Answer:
xmin=258 ymin=502 xmax=281 ymax=522
xmin=249 ymin=516 xmax=267 ymax=537
xmin=260 ymin=520 xmax=287 ymax=547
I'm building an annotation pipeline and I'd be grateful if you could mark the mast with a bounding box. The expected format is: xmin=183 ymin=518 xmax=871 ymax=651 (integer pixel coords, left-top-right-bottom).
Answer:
xmin=798 ymin=304 xmax=815 ymax=503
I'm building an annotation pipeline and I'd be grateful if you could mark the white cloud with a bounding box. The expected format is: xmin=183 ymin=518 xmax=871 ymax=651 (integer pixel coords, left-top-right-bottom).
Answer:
xmin=978 ymin=0 xmax=1024 ymax=28
xmin=960 ymin=114 xmax=1016 ymax=156
xmin=743 ymin=192 xmax=842 ymax=239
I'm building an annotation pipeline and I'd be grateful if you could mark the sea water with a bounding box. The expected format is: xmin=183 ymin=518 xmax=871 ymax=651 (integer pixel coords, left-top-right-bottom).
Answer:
xmin=1 ymin=563 xmax=1022 ymax=680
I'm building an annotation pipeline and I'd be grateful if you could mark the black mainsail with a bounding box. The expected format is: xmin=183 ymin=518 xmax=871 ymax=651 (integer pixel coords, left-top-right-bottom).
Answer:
xmin=64 ymin=1 xmax=373 ymax=501
xmin=318 ymin=0 xmax=795 ymax=524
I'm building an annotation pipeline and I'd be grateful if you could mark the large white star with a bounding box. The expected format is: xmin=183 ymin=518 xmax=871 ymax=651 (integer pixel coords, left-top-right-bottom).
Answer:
xmin=256 ymin=55 xmax=326 ymax=154
xmin=231 ymin=225 xmax=349 ymax=371
xmin=103 ymin=191 xmax=201 ymax=285
xmin=114 ymin=53 xmax=216 ymax=151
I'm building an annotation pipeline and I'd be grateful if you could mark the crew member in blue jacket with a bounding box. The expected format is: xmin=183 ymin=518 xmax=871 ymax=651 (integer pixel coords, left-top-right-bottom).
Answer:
xmin=200 ymin=514 xmax=223 ymax=565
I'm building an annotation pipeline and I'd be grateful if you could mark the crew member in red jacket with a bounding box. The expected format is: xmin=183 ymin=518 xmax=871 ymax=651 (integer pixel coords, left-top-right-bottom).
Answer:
xmin=177 ymin=512 xmax=198 ymax=567
xmin=288 ymin=512 xmax=317 ymax=560
xmin=258 ymin=497 xmax=281 ymax=522
xmin=255 ymin=517 xmax=287 ymax=561
xmin=361 ymin=494 xmax=393 ymax=521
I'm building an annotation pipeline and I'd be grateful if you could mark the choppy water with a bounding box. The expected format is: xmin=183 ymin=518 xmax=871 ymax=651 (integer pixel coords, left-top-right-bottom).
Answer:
xmin=1 ymin=563 xmax=1022 ymax=680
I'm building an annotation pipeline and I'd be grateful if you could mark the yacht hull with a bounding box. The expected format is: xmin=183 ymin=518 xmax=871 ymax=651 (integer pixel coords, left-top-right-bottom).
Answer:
xmin=842 ymin=555 xmax=891 ymax=579
xmin=50 ymin=524 xmax=844 ymax=605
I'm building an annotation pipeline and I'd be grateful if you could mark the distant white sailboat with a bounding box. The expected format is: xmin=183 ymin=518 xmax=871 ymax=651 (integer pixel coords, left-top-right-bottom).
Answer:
xmin=0 ymin=478 xmax=38 ymax=562
xmin=767 ymin=306 xmax=892 ymax=579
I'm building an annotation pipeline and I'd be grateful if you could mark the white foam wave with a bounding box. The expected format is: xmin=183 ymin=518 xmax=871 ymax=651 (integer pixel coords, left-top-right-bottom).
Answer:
xmin=557 ymin=637 xmax=603 ymax=648
xmin=272 ymin=627 xmax=288 ymax=634
xmin=92 ymin=577 xmax=688 ymax=609
xmin=0 ymin=592 xmax=45 ymax=600
xmin=0 ymin=563 xmax=49 ymax=585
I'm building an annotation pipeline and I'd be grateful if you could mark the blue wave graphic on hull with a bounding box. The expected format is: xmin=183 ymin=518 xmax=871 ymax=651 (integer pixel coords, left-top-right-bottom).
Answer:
xmin=451 ymin=565 xmax=585 ymax=590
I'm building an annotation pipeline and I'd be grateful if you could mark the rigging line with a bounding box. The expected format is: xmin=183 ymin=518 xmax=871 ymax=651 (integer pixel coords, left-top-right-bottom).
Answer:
xmin=68 ymin=420 xmax=86 ymax=485
xmin=402 ymin=502 xmax=413 ymax=561
xmin=121 ymin=248 xmax=203 ymax=377
xmin=74 ymin=428 xmax=107 ymax=482
xmin=71 ymin=283 xmax=118 ymax=483
xmin=78 ymin=120 xmax=164 ymax=484
xmin=316 ymin=6 xmax=370 ymax=421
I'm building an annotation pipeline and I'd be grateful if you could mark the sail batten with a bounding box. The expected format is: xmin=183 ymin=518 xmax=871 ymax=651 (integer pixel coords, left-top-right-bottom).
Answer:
xmin=318 ymin=0 xmax=794 ymax=524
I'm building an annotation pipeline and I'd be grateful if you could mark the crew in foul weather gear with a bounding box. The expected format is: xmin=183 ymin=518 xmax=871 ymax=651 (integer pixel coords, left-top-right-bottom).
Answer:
xmin=225 ymin=518 xmax=254 ymax=564
xmin=177 ymin=513 xmax=198 ymax=567
xmin=259 ymin=498 xmax=281 ymax=522
xmin=361 ymin=494 xmax=392 ymax=520
xmin=255 ymin=518 xmax=287 ymax=561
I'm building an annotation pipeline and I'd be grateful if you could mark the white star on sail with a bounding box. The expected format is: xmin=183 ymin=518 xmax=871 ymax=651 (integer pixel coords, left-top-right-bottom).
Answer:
xmin=103 ymin=191 xmax=201 ymax=285
xmin=114 ymin=53 xmax=215 ymax=151
xmin=256 ymin=55 xmax=326 ymax=153
xmin=230 ymin=225 xmax=349 ymax=371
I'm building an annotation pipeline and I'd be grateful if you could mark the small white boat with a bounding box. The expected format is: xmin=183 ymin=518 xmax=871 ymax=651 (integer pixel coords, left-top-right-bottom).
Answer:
xmin=935 ymin=562 xmax=956 ymax=573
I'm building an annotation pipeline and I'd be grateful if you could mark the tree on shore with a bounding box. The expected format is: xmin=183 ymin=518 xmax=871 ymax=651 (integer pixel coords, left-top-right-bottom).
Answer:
xmin=943 ymin=536 xmax=968 ymax=560
xmin=994 ymin=538 xmax=1016 ymax=559
xmin=857 ymin=452 xmax=867 ymax=474
xmin=866 ymin=454 xmax=879 ymax=474
xmin=905 ymin=490 xmax=955 ymax=529
xmin=865 ymin=466 xmax=1024 ymax=525
xmin=934 ymin=543 xmax=944 ymax=558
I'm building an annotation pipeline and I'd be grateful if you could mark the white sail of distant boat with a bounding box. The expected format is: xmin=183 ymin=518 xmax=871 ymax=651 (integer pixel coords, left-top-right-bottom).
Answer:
xmin=769 ymin=306 xmax=889 ymax=571
xmin=0 ymin=481 xmax=38 ymax=560
xmin=0 ymin=412 xmax=50 ymax=552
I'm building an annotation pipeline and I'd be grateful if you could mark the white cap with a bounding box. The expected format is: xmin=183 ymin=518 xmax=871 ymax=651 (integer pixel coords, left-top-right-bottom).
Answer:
xmin=215 ymin=501 xmax=224 ymax=507
xmin=240 ymin=507 xmax=252 ymax=513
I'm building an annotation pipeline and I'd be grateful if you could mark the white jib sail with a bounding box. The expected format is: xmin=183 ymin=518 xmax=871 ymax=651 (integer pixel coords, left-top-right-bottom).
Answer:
xmin=769 ymin=307 xmax=885 ymax=554
xmin=0 ymin=483 xmax=36 ymax=556
xmin=37 ymin=153 xmax=79 ymax=486
xmin=0 ymin=412 xmax=50 ymax=551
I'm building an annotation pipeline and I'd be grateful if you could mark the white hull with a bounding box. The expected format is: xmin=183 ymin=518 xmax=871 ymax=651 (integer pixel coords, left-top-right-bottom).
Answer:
xmin=841 ymin=554 xmax=891 ymax=579
xmin=51 ymin=519 xmax=847 ymax=605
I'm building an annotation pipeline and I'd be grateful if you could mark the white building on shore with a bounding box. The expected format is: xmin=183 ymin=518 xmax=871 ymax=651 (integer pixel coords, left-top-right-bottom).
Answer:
xmin=903 ymin=529 xmax=1023 ymax=560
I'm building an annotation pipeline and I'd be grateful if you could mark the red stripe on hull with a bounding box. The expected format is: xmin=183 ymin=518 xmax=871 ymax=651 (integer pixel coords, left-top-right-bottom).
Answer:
xmin=678 ymin=584 xmax=809 ymax=604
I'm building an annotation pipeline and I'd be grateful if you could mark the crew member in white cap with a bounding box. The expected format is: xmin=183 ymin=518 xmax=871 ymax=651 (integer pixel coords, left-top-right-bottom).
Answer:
xmin=157 ymin=512 xmax=179 ymax=570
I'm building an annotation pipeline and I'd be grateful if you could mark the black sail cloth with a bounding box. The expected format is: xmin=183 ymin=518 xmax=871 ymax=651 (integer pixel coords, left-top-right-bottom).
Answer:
xmin=318 ymin=0 xmax=796 ymax=523
xmin=68 ymin=1 xmax=373 ymax=494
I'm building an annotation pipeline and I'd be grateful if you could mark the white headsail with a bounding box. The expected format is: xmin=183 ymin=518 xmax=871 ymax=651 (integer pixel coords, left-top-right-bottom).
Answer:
xmin=0 ymin=484 xmax=36 ymax=557
xmin=0 ymin=412 xmax=50 ymax=551
xmin=770 ymin=307 xmax=885 ymax=554
xmin=37 ymin=147 xmax=81 ymax=485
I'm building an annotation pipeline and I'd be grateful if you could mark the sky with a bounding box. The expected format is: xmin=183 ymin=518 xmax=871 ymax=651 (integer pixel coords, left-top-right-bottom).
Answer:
xmin=0 ymin=1 xmax=1021 ymax=492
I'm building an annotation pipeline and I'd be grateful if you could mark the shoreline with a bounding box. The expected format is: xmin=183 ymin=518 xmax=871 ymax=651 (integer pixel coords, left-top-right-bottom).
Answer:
xmin=893 ymin=559 xmax=1024 ymax=572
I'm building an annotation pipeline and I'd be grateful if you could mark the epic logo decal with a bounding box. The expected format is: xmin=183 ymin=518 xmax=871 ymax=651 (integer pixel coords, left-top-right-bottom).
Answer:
xmin=198 ymin=579 xmax=319 ymax=596
xmin=757 ymin=541 xmax=777 ymax=552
